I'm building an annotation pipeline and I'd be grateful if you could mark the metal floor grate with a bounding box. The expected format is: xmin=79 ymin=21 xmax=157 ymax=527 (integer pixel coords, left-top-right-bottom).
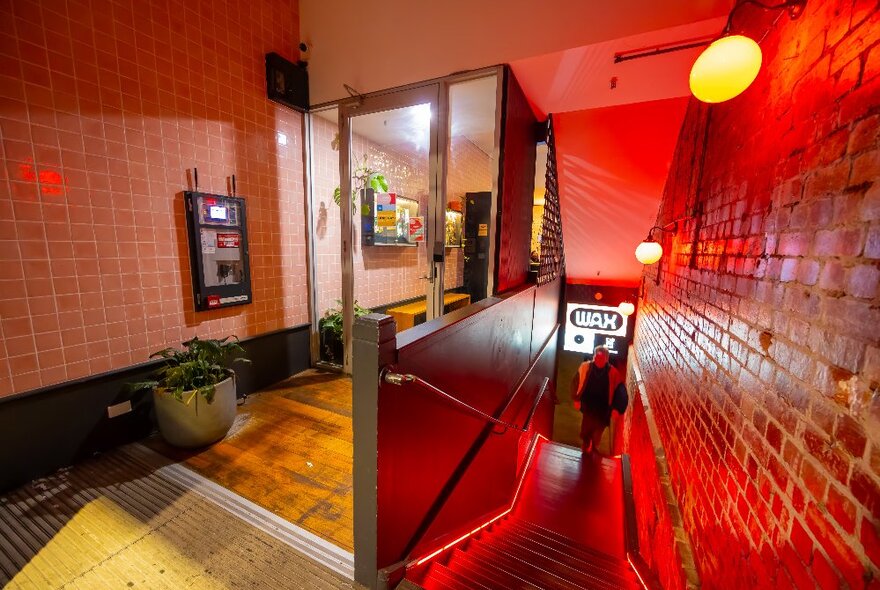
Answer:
xmin=0 ymin=444 xmax=355 ymax=589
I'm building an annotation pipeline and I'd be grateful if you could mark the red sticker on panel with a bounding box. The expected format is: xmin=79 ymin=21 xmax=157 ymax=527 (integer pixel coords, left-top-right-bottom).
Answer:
xmin=217 ymin=233 xmax=240 ymax=248
xmin=207 ymin=295 xmax=221 ymax=308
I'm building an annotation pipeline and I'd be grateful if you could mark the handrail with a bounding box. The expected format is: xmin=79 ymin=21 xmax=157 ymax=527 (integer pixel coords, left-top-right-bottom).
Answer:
xmin=382 ymin=372 xmax=549 ymax=433
xmin=382 ymin=325 xmax=560 ymax=567
xmin=382 ymin=324 xmax=558 ymax=432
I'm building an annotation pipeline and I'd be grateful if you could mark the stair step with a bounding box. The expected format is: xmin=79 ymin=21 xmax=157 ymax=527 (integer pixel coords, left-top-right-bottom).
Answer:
xmin=485 ymin=526 xmax=635 ymax=581
xmin=465 ymin=537 xmax=587 ymax=590
xmin=447 ymin=546 xmax=544 ymax=589
xmin=431 ymin=562 xmax=494 ymax=590
xmin=504 ymin=519 xmax=627 ymax=566
xmin=481 ymin=533 xmax=635 ymax=590
xmin=423 ymin=562 xmax=469 ymax=590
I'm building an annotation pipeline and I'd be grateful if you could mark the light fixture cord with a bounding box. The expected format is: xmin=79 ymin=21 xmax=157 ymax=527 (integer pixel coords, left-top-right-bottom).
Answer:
xmin=724 ymin=0 xmax=806 ymax=33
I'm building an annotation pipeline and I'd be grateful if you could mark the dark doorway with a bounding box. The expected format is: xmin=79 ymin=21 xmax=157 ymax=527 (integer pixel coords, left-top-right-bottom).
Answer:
xmin=463 ymin=191 xmax=492 ymax=302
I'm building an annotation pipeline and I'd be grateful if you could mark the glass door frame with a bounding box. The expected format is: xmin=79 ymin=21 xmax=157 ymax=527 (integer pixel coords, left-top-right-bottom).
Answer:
xmin=304 ymin=66 xmax=504 ymax=373
xmin=338 ymin=85 xmax=440 ymax=373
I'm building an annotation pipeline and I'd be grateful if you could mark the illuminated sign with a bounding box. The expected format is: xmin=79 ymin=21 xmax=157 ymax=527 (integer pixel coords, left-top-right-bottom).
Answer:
xmin=563 ymin=303 xmax=628 ymax=354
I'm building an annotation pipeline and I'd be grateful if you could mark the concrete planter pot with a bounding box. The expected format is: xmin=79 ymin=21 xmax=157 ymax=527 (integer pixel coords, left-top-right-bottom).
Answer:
xmin=153 ymin=376 xmax=237 ymax=448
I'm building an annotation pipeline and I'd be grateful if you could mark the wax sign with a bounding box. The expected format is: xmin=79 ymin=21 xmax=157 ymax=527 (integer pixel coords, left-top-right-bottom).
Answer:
xmin=563 ymin=303 xmax=628 ymax=354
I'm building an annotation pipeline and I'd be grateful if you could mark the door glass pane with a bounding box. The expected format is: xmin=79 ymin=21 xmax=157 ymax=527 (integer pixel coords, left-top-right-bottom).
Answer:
xmin=310 ymin=107 xmax=345 ymax=366
xmin=445 ymin=75 xmax=498 ymax=313
xmin=350 ymin=103 xmax=432 ymax=334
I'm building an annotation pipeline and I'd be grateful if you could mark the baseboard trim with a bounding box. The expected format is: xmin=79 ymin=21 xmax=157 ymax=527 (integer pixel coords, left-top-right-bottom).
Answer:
xmin=0 ymin=324 xmax=312 ymax=493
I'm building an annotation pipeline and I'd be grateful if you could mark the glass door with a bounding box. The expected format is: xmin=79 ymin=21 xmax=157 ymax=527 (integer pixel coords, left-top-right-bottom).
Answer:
xmin=441 ymin=73 xmax=501 ymax=318
xmin=339 ymin=86 xmax=441 ymax=372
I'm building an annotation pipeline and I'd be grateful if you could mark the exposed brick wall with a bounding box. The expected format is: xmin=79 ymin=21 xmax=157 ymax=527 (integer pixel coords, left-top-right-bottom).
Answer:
xmin=623 ymin=379 xmax=693 ymax=590
xmin=633 ymin=1 xmax=880 ymax=588
xmin=0 ymin=0 xmax=304 ymax=396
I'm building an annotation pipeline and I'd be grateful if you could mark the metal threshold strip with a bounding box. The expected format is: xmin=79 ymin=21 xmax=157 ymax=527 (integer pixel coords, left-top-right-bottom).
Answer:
xmin=124 ymin=444 xmax=355 ymax=580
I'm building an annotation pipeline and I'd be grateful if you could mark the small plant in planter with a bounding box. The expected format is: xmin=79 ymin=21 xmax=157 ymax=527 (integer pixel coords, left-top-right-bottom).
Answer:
xmin=130 ymin=336 xmax=250 ymax=448
xmin=318 ymin=300 xmax=371 ymax=364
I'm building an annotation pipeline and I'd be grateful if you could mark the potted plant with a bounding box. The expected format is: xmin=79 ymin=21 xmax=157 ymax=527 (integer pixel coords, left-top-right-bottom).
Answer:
xmin=130 ymin=336 xmax=250 ymax=448
xmin=333 ymin=153 xmax=389 ymax=207
xmin=319 ymin=300 xmax=371 ymax=364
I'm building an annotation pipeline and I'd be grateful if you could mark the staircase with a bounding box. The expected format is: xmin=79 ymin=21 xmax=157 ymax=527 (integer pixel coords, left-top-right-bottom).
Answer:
xmin=411 ymin=514 xmax=641 ymax=589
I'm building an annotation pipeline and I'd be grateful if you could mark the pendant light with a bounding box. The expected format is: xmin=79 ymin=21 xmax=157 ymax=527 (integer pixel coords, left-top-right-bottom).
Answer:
xmin=635 ymin=221 xmax=679 ymax=265
xmin=618 ymin=301 xmax=635 ymax=317
xmin=690 ymin=0 xmax=806 ymax=103
xmin=635 ymin=239 xmax=663 ymax=265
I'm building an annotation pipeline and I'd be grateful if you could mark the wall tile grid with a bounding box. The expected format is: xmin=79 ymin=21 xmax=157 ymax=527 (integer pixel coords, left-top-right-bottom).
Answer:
xmin=634 ymin=1 xmax=880 ymax=589
xmin=0 ymin=0 xmax=305 ymax=396
xmin=310 ymin=113 xmax=492 ymax=317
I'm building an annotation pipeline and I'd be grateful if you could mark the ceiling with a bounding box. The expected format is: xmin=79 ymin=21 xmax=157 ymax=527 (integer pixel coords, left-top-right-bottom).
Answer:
xmin=514 ymin=19 xmax=728 ymax=285
xmin=300 ymin=0 xmax=733 ymax=105
xmin=509 ymin=17 xmax=726 ymax=117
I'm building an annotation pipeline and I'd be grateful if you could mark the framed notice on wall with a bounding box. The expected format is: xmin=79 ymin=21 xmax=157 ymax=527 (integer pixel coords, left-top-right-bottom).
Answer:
xmin=184 ymin=191 xmax=253 ymax=311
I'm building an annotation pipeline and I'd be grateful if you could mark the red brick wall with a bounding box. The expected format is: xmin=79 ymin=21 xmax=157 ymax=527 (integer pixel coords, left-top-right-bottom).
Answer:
xmin=0 ymin=0 xmax=304 ymax=396
xmin=623 ymin=385 xmax=690 ymax=590
xmin=633 ymin=1 xmax=880 ymax=588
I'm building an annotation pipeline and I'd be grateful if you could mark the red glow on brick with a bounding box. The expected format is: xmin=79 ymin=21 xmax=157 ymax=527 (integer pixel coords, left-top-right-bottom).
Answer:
xmin=18 ymin=163 xmax=37 ymax=182
xmin=19 ymin=163 xmax=67 ymax=197
xmin=40 ymin=185 xmax=64 ymax=196
xmin=39 ymin=169 xmax=63 ymax=185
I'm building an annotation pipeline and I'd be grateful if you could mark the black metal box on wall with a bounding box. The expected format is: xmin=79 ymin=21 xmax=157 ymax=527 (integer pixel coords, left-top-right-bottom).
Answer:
xmin=184 ymin=191 xmax=253 ymax=311
xmin=266 ymin=52 xmax=309 ymax=111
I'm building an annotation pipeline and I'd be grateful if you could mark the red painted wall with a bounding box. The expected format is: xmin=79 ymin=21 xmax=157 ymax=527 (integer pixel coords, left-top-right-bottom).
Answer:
xmin=377 ymin=279 xmax=560 ymax=568
xmin=555 ymin=98 xmax=689 ymax=286
xmin=633 ymin=1 xmax=880 ymax=588
xmin=496 ymin=68 xmax=537 ymax=294
xmin=0 ymin=0 xmax=304 ymax=397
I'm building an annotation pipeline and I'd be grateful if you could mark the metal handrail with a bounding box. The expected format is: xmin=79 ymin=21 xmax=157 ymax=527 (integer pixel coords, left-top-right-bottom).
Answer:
xmin=382 ymin=326 xmax=558 ymax=432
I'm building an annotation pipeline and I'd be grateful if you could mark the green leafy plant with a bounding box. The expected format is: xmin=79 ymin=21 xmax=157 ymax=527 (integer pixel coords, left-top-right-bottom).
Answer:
xmin=319 ymin=299 xmax=372 ymax=340
xmin=129 ymin=336 xmax=250 ymax=404
xmin=333 ymin=155 xmax=389 ymax=206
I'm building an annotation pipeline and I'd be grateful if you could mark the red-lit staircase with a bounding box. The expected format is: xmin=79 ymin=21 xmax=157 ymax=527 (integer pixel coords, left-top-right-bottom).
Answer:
xmin=401 ymin=441 xmax=646 ymax=589
xmin=413 ymin=514 xmax=640 ymax=589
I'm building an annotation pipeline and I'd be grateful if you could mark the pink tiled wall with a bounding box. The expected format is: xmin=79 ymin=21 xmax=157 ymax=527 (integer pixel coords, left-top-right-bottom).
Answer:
xmin=0 ymin=0 xmax=305 ymax=396
xmin=445 ymin=136 xmax=495 ymax=289
xmin=310 ymin=117 xmax=493 ymax=318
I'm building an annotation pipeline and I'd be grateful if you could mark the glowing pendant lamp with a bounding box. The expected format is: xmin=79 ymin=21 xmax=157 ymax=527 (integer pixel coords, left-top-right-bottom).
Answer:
xmin=618 ymin=301 xmax=635 ymax=317
xmin=690 ymin=35 xmax=762 ymax=103
xmin=689 ymin=0 xmax=806 ymax=104
xmin=635 ymin=239 xmax=663 ymax=265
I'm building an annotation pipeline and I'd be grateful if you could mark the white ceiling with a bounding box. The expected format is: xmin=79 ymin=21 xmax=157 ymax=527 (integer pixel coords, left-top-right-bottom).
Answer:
xmin=510 ymin=17 xmax=727 ymax=117
xmin=300 ymin=0 xmax=733 ymax=105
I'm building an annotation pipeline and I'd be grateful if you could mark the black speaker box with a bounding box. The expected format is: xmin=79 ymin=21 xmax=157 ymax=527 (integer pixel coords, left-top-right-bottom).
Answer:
xmin=266 ymin=52 xmax=309 ymax=112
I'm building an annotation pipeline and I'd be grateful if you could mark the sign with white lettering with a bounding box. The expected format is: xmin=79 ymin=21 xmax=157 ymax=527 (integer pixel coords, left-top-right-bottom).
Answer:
xmin=563 ymin=303 xmax=628 ymax=354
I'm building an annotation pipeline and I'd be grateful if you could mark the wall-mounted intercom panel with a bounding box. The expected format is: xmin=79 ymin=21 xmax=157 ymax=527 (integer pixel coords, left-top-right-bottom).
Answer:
xmin=184 ymin=191 xmax=252 ymax=311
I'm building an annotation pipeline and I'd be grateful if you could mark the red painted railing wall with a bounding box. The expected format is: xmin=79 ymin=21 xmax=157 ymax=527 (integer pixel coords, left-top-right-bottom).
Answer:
xmin=376 ymin=279 xmax=560 ymax=569
xmin=495 ymin=68 xmax=538 ymax=294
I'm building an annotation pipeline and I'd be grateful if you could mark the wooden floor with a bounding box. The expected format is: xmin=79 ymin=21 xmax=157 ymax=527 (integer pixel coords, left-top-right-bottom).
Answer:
xmin=143 ymin=369 xmax=355 ymax=552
